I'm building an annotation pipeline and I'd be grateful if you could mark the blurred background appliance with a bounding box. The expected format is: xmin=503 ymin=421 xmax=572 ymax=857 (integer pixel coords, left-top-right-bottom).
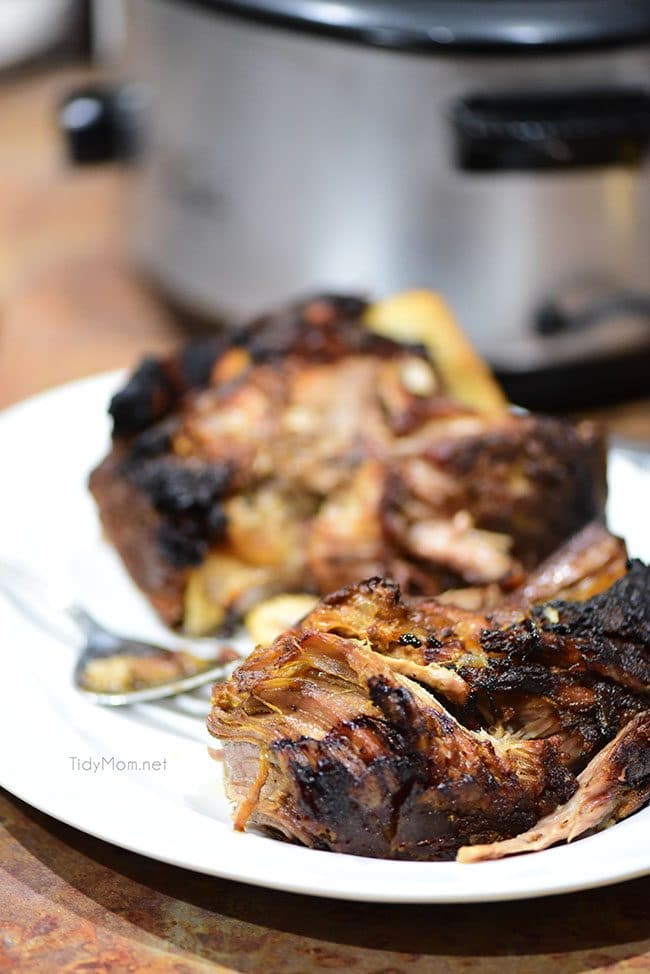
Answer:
xmin=63 ymin=0 xmax=650 ymax=409
xmin=0 ymin=0 xmax=87 ymax=71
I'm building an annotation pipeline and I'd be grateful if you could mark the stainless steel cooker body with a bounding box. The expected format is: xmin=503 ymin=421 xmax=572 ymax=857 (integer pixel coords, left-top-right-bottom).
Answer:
xmin=121 ymin=0 xmax=650 ymax=378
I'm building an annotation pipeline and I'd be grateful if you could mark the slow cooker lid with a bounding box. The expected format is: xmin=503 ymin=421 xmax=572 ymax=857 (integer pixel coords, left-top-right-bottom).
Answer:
xmin=178 ymin=0 xmax=650 ymax=51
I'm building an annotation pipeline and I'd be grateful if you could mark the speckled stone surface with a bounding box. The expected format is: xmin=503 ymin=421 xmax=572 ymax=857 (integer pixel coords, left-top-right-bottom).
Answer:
xmin=1 ymin=67 xmax=649 ymax=974
xmin=1 ymin=791 xmax=650 ymax=974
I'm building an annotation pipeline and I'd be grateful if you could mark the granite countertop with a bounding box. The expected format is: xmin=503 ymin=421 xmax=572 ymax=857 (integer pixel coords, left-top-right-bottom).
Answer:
xmin=0 ymin=68 xmax=649 ymax=974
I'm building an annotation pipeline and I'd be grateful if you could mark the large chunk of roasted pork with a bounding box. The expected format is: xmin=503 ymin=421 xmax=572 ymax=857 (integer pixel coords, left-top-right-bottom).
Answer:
xmin=208 ymin=533 xmax=649 ymax=861
xmin=90 ymin=293 xmax=606 ymax=633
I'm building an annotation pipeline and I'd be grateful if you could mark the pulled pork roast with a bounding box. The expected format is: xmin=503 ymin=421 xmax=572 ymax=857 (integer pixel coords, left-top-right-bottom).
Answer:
xmin=208 ymin=524 xmax=650 ymax=861
xmin=90 ymin=294 xmax=606 ymax=632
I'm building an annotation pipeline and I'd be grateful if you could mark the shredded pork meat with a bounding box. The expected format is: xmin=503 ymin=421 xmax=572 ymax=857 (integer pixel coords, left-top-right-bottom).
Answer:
xmin=209 ymin=529 xmax=649 ymax=861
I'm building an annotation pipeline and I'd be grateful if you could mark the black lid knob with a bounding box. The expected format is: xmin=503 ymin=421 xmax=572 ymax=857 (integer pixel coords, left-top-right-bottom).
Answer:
xmin=59 ymin=85 xmax=135 ymax=165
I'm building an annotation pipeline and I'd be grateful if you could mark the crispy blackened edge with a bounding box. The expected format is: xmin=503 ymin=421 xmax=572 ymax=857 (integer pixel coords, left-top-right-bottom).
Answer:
xmin=538 ymin=559 xmax=650 ymax=644
xmin=273 ymin=711 xmax=429 ymax=857
xmin=537 ymin=560 xmax=650 ymax=693
xmin=472 ymin=561 xmax=650 ymax=756
xmin=259 ymin=677 xmax=575 ymax=860
xmin=238 ymin=293 xmax=426 ymax=365
xmin=88 ymin=448 xmax=188 ymax=626
xmin=110 ymin=336 xmax=227 ymax=438
xmin=109 ymin=357 xmax=174 ymax=438
xmin=120 ymin=455 xmax=231 ymax=569
xmin=620 ymin=714 xmax=650 ymax=790
xmin=482 ymin=559 xmax=650 ymax=693
xmin=108 ymin=294 xmax=430 ymax=440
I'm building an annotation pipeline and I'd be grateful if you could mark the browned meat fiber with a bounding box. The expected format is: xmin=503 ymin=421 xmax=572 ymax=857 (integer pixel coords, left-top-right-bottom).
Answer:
xmin=90 ymin=294 xmax=606 ymax=631
xmin=208 ymin=528 xmax=649 ymax=861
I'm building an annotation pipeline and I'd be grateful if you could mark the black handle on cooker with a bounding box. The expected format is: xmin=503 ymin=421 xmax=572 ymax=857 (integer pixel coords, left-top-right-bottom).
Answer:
xmin=451 ymin=88 xmax=650 ymax=171
xmin=59 ymin=84 xmax=145 ymax=165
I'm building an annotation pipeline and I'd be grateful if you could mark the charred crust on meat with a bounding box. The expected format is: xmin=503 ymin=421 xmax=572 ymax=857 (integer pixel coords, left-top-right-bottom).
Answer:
xmin=126 ymin=423 xmax=174 ymax=462
xmin=110 ymin=339 xmax=229 ymax=440
xmin=124 ymin=460 xmax=230 ymax=515
xmin=109 ymin=358 xmax=176 ymax=438
xmin=398 ymin=632 xmax=423 ymax=647
xmin=536 ymin=560 xmax=650 ymax=642
xmin=480 ymin=562 xmax=650 ymax=694
xmin=257 ymin=677 xmax=577 ymax=858
xmin=622 ymin=741 xmax=650 ymax=788
xmin=123 ymin=459 xmax=231 ymax=569
xmin=156 ymin=521 xmax=208 ymax=568
xmin=272 ymin=713 xmax=432 ymax=855
xmin=179 ymin=335 xmax=228 ymax=388
xmin=108 ymin=294 xmax=427 ymax=442
xmin=368 ymin=679 xmax=420 ymax=734
xmin=235 ymin=293 xmax=425 ymax=366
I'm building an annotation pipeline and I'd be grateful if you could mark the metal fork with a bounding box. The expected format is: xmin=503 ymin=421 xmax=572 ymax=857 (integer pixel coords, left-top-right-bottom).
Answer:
xmin=0 ymin=559 xmax=239 ymax=706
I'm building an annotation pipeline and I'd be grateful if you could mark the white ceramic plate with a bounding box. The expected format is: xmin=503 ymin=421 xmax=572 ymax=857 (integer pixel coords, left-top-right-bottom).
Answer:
xmin=0 ymin=372 xmax=648 ymax=903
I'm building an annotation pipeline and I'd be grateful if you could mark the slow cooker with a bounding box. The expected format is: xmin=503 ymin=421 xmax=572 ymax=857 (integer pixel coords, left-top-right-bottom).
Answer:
xmin=63 ymin=0 xmax=650 ymax=408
